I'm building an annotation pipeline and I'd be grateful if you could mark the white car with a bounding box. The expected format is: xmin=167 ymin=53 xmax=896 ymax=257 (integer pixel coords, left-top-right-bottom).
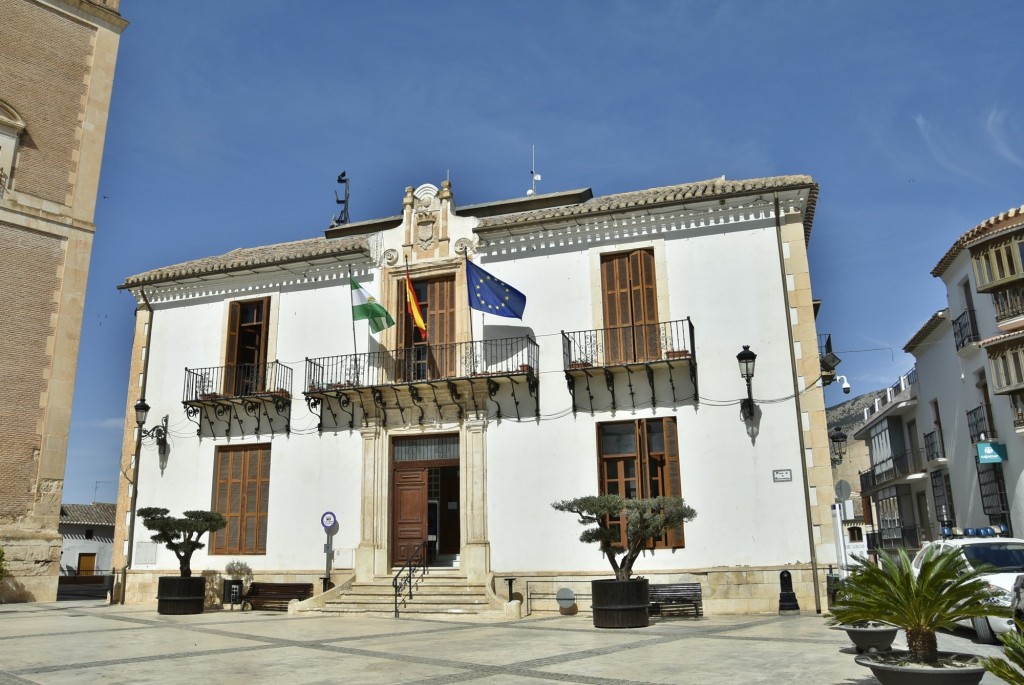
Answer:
xmin=911 ymin=537 xmax=1024 ymax=643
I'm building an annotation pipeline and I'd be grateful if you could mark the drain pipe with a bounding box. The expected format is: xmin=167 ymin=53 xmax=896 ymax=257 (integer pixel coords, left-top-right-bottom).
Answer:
xmin=773 ymin=192 xmax=822 ymax=614
xmin=120 ymin=286 xmax=153 ymax=604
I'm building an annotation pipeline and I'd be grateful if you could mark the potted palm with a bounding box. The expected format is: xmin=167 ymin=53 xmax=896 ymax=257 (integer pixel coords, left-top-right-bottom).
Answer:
xmin=552 ymin=494 xmax=696 ymax=628
xmin=828 ymin=548 xmax=1010 ymax=685
xmin=137 ymin=507 xmax=227 ymax=615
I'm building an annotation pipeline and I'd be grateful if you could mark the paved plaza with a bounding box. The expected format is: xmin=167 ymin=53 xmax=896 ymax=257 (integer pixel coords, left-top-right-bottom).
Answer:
xmin=0 ymin=600 xmax=1011 ymax=684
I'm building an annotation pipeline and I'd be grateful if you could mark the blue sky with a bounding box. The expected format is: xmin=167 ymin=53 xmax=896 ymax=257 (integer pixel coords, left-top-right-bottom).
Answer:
xmin=65 ymin=1 xmax=1024 ymax=503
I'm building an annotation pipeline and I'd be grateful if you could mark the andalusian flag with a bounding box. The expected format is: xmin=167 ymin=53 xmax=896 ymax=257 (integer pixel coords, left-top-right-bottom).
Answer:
xmin=351 ymin=278 xmax=394 ymax=333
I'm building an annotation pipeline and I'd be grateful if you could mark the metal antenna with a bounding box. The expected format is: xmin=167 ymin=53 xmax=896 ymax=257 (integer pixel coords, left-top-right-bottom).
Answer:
xmin=331 ymin=171 xmax=350 ymax=227
xmin=527 ymin=145 xmax=541 ymax=197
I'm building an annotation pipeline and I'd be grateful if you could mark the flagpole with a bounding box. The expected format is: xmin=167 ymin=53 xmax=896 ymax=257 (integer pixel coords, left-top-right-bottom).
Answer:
xmin=348 ymin=264 xmax=358 ymax=357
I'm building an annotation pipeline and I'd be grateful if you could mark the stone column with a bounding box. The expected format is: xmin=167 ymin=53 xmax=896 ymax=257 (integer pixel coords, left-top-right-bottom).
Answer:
xmin=461 ymin=419 xmax=490 ymax=584
xmin=354 ymin=424 xmax=388 ymax=580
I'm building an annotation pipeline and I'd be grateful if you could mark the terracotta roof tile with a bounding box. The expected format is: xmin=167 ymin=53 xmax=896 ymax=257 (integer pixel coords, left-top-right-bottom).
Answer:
xmin=904 ymin=309 xmax=949 ymax=354
xmin=60 ymin=502 xmax=116 ymax=526
xmin=120 ymin=235 xmax=369 ymax=289
xmin=931 ymin=205 xmax=1024 ymax=278
xmin=475 ymin=174 xmax=818 ymax=241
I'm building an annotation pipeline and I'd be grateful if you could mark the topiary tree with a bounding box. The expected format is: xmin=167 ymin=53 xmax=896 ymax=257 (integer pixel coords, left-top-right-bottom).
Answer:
xmin=137 ymin=508 xmax=227 ymax=578
xmin=551 ymin=494 xmax=696 ymax=581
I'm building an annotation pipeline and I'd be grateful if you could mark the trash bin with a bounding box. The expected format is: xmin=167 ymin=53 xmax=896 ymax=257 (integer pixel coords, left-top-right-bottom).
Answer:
xmin=826 ymin=573 xmax=842 ymax=606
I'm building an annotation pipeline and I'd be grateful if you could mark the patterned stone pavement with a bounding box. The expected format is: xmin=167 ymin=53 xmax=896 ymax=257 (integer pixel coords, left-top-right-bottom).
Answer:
xmin=0 ymin=600 xmax=1010 ymax=684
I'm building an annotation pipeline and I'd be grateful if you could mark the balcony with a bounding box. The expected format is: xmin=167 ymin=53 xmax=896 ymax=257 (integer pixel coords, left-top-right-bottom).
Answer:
xmin=966 ymin=405 xmax=996 ymax=443
xmin=560 ymin=318 xmax=696 ymax=413
xmin=867 ymin=526 xmax=920 ymax=552
xmin=862 ymin=367 xmax=917 ymax=421
xmin=953 ymin=309 xmax=980 ymax=351
xmin=859 ymin=450 xmax=924 ymax=492
xmin=304 ymin=336 xmax=539 ymax=430
xmin=923 ymin=430 xmax=945 ymax=462
xmin=993 ymin=282 xmax=1024 ymax=330
xmin=183 ymin=361 xmax=294 ymax=436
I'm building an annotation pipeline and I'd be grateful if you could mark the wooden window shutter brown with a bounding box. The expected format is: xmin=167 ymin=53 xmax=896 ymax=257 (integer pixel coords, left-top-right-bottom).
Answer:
xmin=861 ymin=496 xmax=873 ymax=525
xmin=663 ymin=417 xmax=685 ymax=548
xmin=601 ymin=253 xmax=632 ymax=364
xmin=223 ymin=302 xmax=241 ymax=395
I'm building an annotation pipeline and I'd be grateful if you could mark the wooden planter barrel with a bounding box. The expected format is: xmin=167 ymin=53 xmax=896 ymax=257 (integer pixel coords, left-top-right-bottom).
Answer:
xmin=156 ymin=576 xmax=206 ymax=615
xmin=591 ymin=578 xmax=649 ymax=628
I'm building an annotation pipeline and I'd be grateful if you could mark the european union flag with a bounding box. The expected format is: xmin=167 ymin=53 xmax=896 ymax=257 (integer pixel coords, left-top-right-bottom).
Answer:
xmin=466 ymin=260 xmax=526 ymax=319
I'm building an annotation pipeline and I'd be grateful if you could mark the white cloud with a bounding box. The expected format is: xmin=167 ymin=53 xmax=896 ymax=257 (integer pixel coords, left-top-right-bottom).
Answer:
xmin=913 ymin=114 xmax=985 ymax=183
xmin=986 ymin=106 xmax=1024 ymax=169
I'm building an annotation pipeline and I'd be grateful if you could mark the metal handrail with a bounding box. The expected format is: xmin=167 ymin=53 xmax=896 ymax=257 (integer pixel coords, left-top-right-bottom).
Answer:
xmin=561 ymin=317 xmax=695 ymax=368
xmin=392 ymin=541 xmax=428 ymax=618
xmin=306 ymin=336 xmax=538 ymax=390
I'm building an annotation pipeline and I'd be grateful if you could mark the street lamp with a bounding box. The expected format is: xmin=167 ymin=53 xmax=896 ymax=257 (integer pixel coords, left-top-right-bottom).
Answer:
xmin=134 ymin=398 xmax=168 ymax=453
xmin=737 ymin=345 xmax=757 ymax=420
xmin=121 ymin=398 xmax=168 ymax=604
xmin=829 ymin=429 xmax=848 ymax=467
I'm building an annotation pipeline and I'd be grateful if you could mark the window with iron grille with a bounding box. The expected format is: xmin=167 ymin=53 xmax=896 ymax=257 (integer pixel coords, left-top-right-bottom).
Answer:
xmin=211 ymin=443 xmax=271 ymax=555
xmin=930 ymin=469 xmax=955 ymax=525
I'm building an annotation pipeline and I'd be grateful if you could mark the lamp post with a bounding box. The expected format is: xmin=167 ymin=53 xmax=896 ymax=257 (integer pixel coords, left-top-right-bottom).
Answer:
xmin=829 ymin=429 xmax=848 ymax=467
xmin=737 ymin=345 xmax=757 ymax=420
xmin=121 ymin=398 xmax=168 ymax=604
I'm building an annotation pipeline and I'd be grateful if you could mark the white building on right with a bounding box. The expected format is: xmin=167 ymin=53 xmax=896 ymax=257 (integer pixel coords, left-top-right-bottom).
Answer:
xmin=860 ymin=205 xmax=1024 ymax=547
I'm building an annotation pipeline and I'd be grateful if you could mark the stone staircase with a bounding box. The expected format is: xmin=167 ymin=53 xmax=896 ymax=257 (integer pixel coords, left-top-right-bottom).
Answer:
xmin=316 ymin=569 xmax=494 ymax=616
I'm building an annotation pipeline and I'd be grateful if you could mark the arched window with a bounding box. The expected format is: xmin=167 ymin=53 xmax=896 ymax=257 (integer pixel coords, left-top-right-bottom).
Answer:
xmin=848 ymin=526 xmax=863 ymax=543
xmin=0 ymin=98 xmax=26 ymax=199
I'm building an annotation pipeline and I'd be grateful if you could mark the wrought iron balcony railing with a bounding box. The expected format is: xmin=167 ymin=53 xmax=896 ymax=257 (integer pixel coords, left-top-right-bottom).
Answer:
xmin=183 ymin=361 xmax=294 ymax=403
xmin=305 ymin=335 xmax=539 ymax=391
xmin=966 ymin=405 xmax=996 ymax=443
xmin=953 ymin=309 xmax=980 ymax=351
xmin=923 ymin=430 xmax=945 ymax=461
xmin=560 ymin=318 xmax=695 ymax=369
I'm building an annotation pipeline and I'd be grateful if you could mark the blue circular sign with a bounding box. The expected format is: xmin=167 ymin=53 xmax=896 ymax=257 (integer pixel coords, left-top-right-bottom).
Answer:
xmin=321 ymin=511 xmax=336 ymax=528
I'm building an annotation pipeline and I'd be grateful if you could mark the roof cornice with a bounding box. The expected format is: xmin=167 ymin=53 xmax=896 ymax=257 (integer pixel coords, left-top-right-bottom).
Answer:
xmin=932 ymin=205 xmax=1024 ymax=278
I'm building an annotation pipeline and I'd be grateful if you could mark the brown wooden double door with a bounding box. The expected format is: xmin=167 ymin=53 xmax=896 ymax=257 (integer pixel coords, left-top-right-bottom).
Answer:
xmin=391 ymin=460 xmax=460 ymax=566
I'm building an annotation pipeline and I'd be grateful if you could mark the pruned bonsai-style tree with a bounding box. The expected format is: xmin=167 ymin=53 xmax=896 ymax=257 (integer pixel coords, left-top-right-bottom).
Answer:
xmin=552 ymin=494 xmax=697 ymax=581
xmin=137 ymin=508 xmax=227 ymax=578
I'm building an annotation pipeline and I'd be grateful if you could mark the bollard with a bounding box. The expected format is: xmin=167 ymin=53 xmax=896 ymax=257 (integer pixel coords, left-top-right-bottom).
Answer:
xmin=778 ymin=569 xmax=800 ymax=614
xmin=504 ymin=577 xmax=516 ymax=602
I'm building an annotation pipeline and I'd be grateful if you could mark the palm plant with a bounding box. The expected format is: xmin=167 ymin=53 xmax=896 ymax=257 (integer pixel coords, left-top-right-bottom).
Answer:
xmin=981 ymin=620 xmax=1024 ymax=684
xmin=828 ymin=547 xmax=1009 ymax=663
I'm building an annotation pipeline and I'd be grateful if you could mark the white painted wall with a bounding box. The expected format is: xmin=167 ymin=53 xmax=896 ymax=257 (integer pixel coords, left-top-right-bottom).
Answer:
xmin=129 ymin=198 xmax=819 ymax=578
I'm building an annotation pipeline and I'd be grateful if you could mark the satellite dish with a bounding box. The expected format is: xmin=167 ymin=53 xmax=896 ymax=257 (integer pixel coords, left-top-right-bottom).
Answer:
xmin=835 ymin=479 xmax=852 ymax=501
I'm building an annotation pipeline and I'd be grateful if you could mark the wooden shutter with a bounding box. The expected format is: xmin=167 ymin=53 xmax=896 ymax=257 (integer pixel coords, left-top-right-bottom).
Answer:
xmin=223 ymin=302 xmax=240 ymax=395
xmin=427 ymin=277 xmax=456 ymax=377
xmin=601 ymin=254 xmax=632 ymax=364
xmin=630 ymin=250 xmax=660 ymax=362
xmin=601 ymin=250 xmax=660 ymax=364
xmin=212 ymin=444 xmax=270 ymax=555
xmin=662 ymin=418 xmax=685 ymax=548
xmin=862 ymin=497 xmax=873 ymax=526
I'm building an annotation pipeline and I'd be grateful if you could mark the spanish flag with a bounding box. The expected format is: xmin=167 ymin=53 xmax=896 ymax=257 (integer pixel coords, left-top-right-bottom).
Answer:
xmin=405 ymin=269 xmax=427 ymax=339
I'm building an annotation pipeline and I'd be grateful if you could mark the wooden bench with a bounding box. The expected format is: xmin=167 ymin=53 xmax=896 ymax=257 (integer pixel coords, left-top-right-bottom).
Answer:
xmin=241 ymin=582 xmax=314 ymax=611
xmin=648 ymin=583 xmax=703 ymax=618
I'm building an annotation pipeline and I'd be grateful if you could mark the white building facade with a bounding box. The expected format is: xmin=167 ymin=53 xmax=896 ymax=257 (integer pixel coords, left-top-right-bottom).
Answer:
xmin=859 ymin=205 xmax=1024 ymax=553
xmin=113 ymin=176 xmax=837 ymax=614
